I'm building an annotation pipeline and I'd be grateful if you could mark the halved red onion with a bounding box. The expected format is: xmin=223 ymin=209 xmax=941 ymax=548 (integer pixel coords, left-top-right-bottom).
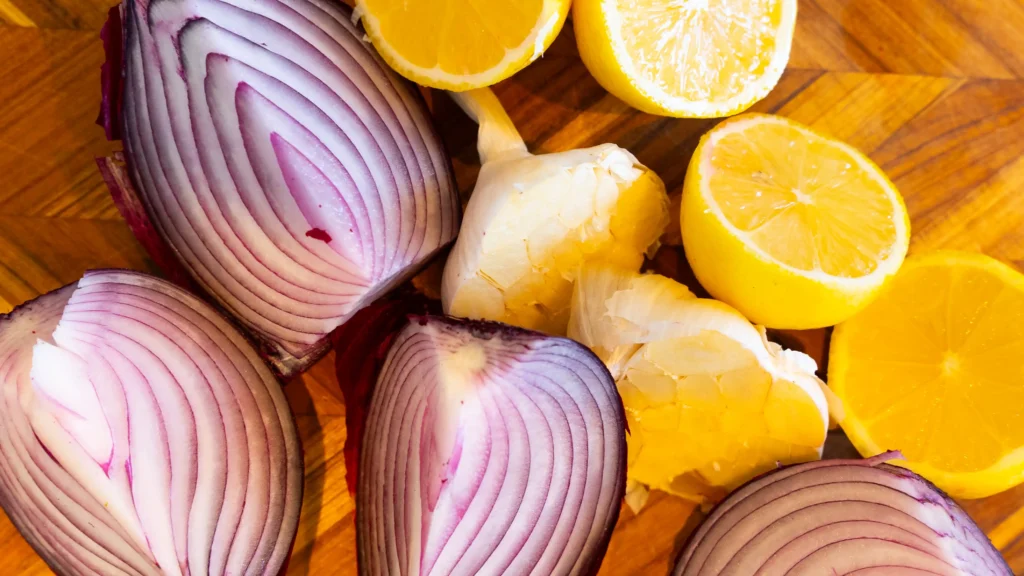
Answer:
xmin=99 ymin=0 xmax=460 ymax=376
xmin=0 ymin=270 xmax=303 ymax=576
xmin=353 ymin=316 xmax=626 ymax=575
xmin=675 ymin=454 xmax=1011 ymax=576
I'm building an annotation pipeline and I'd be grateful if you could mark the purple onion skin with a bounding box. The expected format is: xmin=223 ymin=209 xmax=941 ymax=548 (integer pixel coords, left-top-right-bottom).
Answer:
xmin=99 ymin=0 xmax=461 ymax=378
xmin=97 ymin=155 xmax=198 ymax=291
xmin=355 ymin=316 xmax=627 ymax=576
xmin=97 ymin=4 xmax=123 ymax=141
xmin=674 ymin=456 xmax=1012 ymax=576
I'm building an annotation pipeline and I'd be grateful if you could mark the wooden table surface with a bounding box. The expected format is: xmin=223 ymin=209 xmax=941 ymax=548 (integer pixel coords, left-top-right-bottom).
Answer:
xmin=2 ymin=0 xmax=1024 ymax=574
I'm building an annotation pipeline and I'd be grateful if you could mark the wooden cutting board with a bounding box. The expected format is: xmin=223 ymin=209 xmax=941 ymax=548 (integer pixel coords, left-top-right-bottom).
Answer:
xmin=1 ymin=0 xmax=1023 ymax=574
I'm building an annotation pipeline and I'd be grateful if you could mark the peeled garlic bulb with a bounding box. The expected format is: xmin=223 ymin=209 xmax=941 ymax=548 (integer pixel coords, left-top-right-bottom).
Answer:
xmin=442 ymin=88 xmax=669 ymax=334
xmin=569 ymin=263 xmax=841 ymax=510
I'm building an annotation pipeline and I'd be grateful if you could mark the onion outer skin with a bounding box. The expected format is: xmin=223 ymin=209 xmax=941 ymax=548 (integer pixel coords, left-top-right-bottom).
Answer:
xmin=674 ymin=454 xmax=1011 ymax=576
xmin=0 ymin=270 xmax=303 ymax=576
xmin=356 ymin=315 xmax=627 ymax=576
xmin=101 ymin=0 xmax=460 ymax=377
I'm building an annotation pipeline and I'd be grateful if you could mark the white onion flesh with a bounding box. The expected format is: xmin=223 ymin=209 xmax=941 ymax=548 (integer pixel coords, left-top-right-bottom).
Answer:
xmin=357 ymin=317 xmax=626 ymax=576
xmin=111 ymin=0 xmax=459 ymax=375
xmin=0 ymin=270 xmax=303 ymax=576
xmin=675 ymin=455 xmax=1011 ymax=576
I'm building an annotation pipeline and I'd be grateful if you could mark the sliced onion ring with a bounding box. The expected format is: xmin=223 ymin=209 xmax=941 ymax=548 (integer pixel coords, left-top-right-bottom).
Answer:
xmin=675 ymin=454 xmax=1011 ymax=576
xmin=99 ymin=0 xmax=460 ymax=376
xmin=0 ymin=270 xmax=302 ymax=576
xmin=353 ymin=315 xmax=626 ymax=575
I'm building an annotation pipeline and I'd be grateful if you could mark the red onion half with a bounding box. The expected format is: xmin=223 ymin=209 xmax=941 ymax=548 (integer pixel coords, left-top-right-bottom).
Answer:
xmin=355 ymin=316 xmax=627 ymax=575
xmin=675 ymin=454 xmax=1011 ymax=576
xmin=99 ymin=0 xmax=460 ymax=376
xmin=0 ymin=270 xmax=303 ymax=576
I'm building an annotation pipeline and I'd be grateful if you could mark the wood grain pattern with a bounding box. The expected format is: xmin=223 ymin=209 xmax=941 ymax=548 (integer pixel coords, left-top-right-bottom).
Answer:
xmin=1 ymin=0 xmax=1023 ymax=574
xmin=0 ymin=0 xmax=111 ymax=29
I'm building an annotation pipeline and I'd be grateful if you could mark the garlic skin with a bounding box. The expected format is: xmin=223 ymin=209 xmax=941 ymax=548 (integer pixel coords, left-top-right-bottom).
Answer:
xmin=442 ymin=88 xmax=669 ymax=334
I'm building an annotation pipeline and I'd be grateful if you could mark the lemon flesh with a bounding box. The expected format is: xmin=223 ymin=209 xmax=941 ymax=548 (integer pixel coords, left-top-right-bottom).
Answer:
xmin=574 ymin=0 xmax=796 ymax=117
xmin=831 ymin=251 xmax=1024 ymax=499
xmin=357 ymin=0 xmax=571 ymax=90
xmin=682 ymin=113 xmax=910 ymax=329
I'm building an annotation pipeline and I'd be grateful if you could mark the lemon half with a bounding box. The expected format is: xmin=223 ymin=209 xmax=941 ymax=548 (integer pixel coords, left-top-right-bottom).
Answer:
xmin=356 ymin=0 xmax=571 ymax=91
xmin=682 ymin=114 xmax=910 ymax=329
xmin=831 ymin=251 xmax=1024 ymax=499
xmin=574 ymin=0 xmax=797 ymax=117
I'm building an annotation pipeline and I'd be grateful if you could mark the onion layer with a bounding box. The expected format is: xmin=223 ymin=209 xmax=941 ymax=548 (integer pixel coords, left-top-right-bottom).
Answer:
xmin=102 ymin=0 xmax=460 ymax=376
xmin=0 ymin=270 xmax=303 ymax=576
xmin=675 ymin=454 xmax=1011 ymax=576
xmin=356 ymin=316 xmax=626 ymax=575
xmin=332 ymin=292 xmax=439 ymax=496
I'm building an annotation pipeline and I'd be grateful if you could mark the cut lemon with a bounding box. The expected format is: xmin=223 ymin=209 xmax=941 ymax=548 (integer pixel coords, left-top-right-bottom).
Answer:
xmin=569 ymin=263 xmax=836 ymax=509
xmin=682 ymin=114 xmax=910 ymax=329
xmin=355 ymin=0 xmax=571 ymax=91
xmin=573 ymin=0 xmax=796 ymax=118
xmin=830 ymin=251 xmax=1024 ymax=499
